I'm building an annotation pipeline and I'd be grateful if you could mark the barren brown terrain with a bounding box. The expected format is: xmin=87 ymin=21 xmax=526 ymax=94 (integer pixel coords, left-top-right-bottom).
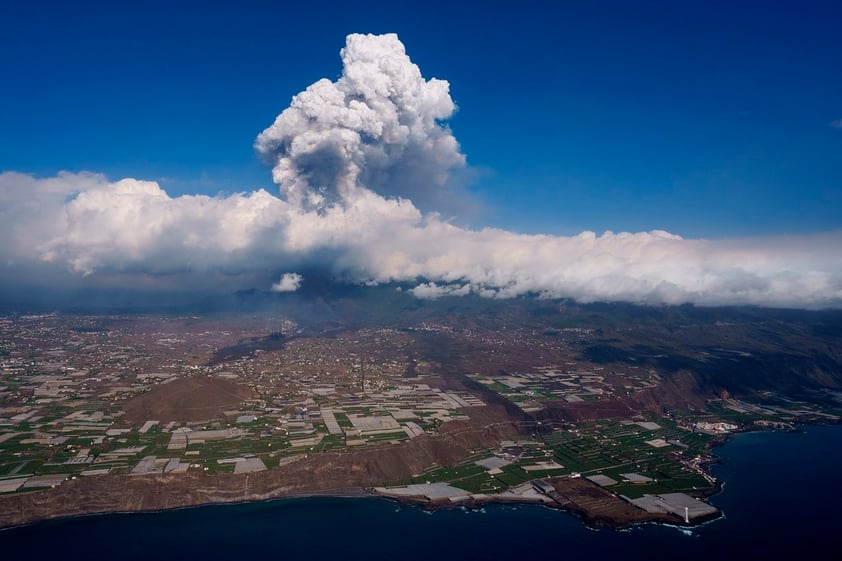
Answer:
xmin=546 ymin=477 xmax=678 ymax=526
xmin=121 ymin=377 xmax=256 ymax=423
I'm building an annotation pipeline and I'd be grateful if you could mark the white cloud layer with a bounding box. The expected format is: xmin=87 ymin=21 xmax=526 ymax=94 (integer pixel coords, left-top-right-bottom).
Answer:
xmin=2 ymin=33 xmax=841 ymax=309
xmin=271 ymin=273 xmax=303 ymax=292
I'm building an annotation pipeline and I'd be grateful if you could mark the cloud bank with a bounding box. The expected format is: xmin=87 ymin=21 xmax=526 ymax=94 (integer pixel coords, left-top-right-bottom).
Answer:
xmin=1 ymin=33 xmax=841 ymax=308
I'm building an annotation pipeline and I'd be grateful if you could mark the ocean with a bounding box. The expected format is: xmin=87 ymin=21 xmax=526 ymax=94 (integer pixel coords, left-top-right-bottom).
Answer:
xmin=2 ymin=425 xmax=840 ymax=560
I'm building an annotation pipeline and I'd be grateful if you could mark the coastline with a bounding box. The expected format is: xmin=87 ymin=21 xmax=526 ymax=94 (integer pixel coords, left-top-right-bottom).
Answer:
xmin=3 ymin=422 xmax=825 ymax=532
xmin=0 ymin=476 xmax=378 ymax=531
xmin=0 ymin=481 xmax=704 ymax=533
xmin=373 ymin=480 xmax=719 ymax=530
xmin=0 ymin=462 xmax=720 ymax=531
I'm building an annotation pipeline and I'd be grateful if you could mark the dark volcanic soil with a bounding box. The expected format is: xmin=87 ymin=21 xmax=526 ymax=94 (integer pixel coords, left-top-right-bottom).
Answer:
xmin=206 ymin=332 xmax=291 ymax=366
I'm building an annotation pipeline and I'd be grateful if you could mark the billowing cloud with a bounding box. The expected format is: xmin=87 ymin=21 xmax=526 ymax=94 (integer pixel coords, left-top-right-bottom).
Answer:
xmin=1 ymin=34 xmax=841 ymax=309
xmin=0 ymin=171 xmax=293 ymax=276
xmin=410 ymin=282 xmax=472 ymax=300
xmin=271 ymin=272 xmax=303 ymax=292
xmin=255 ymin=33 xmax=464 ymax=213
xmin=3 ymin=168 xmax=840 ymax=308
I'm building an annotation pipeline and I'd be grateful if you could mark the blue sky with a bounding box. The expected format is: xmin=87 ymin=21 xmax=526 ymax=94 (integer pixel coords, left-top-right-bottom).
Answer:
xmin=1 ymin=0 xmax=840 ymax=238
xmin=1 ymin=2 xmax=841 ymax=310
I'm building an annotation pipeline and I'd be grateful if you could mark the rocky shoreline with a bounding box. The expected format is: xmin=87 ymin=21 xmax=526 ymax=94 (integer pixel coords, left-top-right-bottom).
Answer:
xmin=374 ymin=475 xmax=721 ymax=529
xmin=9 ymin=421 xmax=812 ymax=531
xmin=0 ymin=468 xmax=721 ymax=531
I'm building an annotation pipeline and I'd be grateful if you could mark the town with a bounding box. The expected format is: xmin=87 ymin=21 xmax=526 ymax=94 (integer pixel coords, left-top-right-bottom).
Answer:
xmin=1 ymin=310 xmax=839 ymax=527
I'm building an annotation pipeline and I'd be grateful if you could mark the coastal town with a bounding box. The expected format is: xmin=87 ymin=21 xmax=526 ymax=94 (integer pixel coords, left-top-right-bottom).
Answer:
xmin=1 ymin=311 xmax=839 ymax=528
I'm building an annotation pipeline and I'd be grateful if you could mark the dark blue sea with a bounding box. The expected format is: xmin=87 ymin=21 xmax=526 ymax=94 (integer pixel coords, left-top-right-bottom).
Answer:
xmin=2 ymin=425 xmax=841 ymax=560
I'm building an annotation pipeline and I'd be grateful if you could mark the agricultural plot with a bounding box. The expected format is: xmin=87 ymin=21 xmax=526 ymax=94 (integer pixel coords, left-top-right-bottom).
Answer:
xmin=539 ymin=420 xmax=714 ymax=499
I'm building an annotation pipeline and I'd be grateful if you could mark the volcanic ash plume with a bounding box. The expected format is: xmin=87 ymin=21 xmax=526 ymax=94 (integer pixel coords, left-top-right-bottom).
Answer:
xmin=255 ymin=33 xmax=465 ymax=212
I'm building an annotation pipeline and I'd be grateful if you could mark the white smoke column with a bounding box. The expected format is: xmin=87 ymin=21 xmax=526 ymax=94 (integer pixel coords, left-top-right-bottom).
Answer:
xmin=255 ymin=33 xmax=464 ymax=211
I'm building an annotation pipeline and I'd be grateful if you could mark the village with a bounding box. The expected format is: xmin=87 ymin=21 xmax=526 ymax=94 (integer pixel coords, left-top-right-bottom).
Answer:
xmin=1 ymin=312 xmax=838 ymax=524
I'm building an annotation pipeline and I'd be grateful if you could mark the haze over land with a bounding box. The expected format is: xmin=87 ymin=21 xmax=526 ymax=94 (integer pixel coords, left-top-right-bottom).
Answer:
xmin=2 ymin=30 xmax=841 ymax=309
